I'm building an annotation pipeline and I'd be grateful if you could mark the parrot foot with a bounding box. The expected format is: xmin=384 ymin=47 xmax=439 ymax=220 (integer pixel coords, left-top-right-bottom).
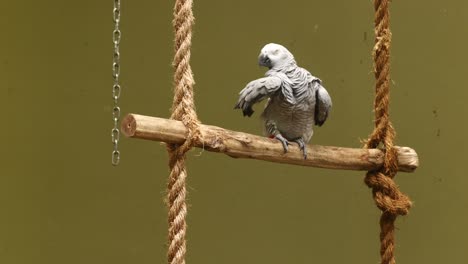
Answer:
xmin=293 ymin=138 xmax=307 ymax=160
xmin=274 ymin=134 xmax=290 ymax=153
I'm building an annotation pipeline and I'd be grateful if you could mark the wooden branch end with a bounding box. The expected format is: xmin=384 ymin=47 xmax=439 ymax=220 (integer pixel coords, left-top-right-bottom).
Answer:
xmin=395 ymin=146 xmax=419 ymax=172
xmin=121 ymin=114 xmax=137 ymax=137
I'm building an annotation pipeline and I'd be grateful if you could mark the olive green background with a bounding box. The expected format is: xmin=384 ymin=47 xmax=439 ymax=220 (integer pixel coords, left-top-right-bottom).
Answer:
xmin=3 ymin=0 xmax=467 ymax=263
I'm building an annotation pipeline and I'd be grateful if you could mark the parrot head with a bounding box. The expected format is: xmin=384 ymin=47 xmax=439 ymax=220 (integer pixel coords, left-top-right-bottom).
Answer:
xmin=258 ymin=43 xmax=295 ymax=69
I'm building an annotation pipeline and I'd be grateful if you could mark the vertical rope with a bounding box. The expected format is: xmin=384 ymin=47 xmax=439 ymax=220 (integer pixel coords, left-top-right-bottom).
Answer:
xmin=166 ymin=0 xmax=201 ymax=263
xmin=364 ymin=1 xmax=412 ymax=264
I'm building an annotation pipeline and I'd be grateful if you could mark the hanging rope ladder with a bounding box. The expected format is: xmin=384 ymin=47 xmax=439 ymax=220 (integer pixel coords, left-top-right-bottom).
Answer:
xmin=117 ymin=0 xmax=418 ymax=263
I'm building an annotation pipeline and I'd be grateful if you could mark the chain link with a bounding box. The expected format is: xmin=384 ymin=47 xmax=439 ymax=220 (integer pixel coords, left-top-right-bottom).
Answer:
xmin=111 ymin=0 xmax=121 ymax=166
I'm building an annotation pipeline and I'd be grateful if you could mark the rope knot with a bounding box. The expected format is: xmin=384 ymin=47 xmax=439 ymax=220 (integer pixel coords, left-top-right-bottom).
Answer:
xmin=364 ymin=170 xmax=412 ymax=216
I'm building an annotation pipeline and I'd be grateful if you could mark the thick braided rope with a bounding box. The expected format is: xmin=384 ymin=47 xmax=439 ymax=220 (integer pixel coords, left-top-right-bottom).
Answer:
xmin=166 ymin=0 xmax=201 ymax=263
xmin=364 ymin=1 xmax=412 ymax=264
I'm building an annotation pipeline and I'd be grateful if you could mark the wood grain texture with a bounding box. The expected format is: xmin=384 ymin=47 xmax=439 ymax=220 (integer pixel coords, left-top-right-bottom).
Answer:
xmin=122 ymin=113 xmax=419 ymax=172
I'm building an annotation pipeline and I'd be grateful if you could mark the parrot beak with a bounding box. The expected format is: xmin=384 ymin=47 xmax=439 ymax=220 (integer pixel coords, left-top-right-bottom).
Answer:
xmin=258 ymin=52 xmax=271 ymax=68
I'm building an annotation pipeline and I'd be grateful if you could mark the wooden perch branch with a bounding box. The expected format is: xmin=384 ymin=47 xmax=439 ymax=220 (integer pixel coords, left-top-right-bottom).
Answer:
xmin=121 ymin=114 xmax=419 ymax=172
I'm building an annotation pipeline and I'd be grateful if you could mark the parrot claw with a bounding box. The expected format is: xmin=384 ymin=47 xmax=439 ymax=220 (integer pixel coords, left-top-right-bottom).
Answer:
xmin=274 ymin=134 xmax=290 ymax=153
xmin=293 ymin=138 xmax=307 ymax=160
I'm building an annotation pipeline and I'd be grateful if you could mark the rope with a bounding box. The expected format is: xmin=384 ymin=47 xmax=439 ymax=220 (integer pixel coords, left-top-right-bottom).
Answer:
xmin=166 ymin=0 xmax=201 ymax=263
xmin=364 ymin=1 xmax=412 ymax=264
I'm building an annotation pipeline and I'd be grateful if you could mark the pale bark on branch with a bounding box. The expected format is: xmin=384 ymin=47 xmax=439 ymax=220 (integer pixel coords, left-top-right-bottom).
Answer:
xmin=121 ymin=114 xmax=419 ymax=172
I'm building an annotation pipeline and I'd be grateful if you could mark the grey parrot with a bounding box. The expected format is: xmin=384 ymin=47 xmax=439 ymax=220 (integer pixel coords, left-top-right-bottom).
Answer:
xmin=234 ymin=43 xmax=332 ymax=159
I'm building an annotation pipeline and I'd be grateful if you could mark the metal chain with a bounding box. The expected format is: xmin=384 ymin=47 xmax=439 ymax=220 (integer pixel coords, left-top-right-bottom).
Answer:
xmin=111 ymin=0 xmax=122 ymax=166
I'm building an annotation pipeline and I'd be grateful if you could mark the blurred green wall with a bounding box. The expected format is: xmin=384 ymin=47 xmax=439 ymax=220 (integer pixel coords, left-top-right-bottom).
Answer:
xmin=2 ymin=1 xmax=468 ymax=263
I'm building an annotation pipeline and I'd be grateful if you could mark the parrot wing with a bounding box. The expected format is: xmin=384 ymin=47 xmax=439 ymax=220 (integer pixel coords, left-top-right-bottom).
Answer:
xmin=234 ymin=76 xmax=283 ymax=117
xmin=313 ymin=81 xmax=332 ymax=126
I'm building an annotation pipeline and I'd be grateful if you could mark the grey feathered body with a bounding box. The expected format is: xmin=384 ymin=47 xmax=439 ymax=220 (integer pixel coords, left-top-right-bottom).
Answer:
xmin=234 ymin=43 xmax=331 ymax=151
xmin=262 ymin=66 xmax=318 ymax=142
